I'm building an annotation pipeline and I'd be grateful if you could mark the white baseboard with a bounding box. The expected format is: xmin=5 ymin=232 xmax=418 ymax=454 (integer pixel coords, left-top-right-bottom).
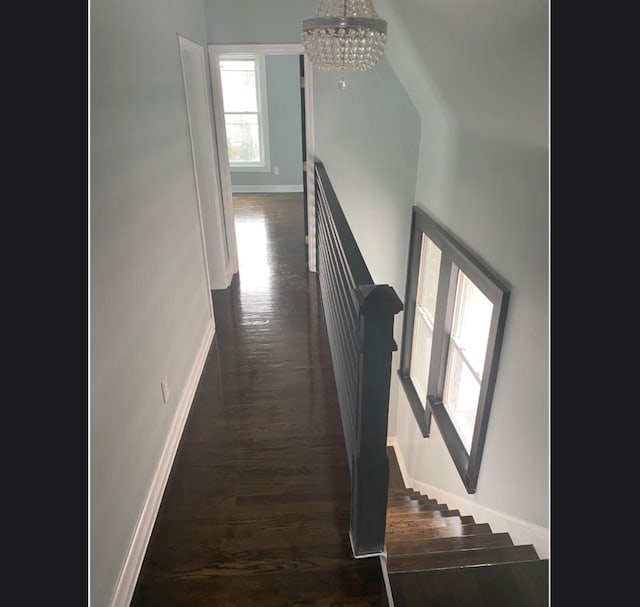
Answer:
xmin=386 ymin=436 xmax=549 ymax=559
xmin=387 ymin=436 xmax=410 ymax=488
xmin=231 ymin=185 xmax=303 ymax=193
xmin=109 ymin=321 xmax=215 ymax=607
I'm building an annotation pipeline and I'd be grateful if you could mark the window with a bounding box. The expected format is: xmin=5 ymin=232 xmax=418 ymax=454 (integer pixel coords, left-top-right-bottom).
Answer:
xmin=398 ymin=206 xmax=510 ymax=493
xmin=218 ymin=54 xmax=270 ymax=171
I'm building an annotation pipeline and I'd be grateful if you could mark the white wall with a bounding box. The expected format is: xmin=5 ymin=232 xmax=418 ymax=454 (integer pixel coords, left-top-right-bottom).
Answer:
xmin=90 ymin=1 xmax=213 ymax=605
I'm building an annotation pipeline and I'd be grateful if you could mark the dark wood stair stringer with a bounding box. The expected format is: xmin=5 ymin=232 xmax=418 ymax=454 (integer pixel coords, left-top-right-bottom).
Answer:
xmin=382 ymin=458 xmax=549 ymax=606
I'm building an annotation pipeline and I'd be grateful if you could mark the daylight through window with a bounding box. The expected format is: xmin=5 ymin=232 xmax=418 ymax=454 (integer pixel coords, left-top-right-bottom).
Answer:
xmin=219 ymin=55 xmax=270 ymax=171
xmin=398 ymin=206 xmax=510 ymax=493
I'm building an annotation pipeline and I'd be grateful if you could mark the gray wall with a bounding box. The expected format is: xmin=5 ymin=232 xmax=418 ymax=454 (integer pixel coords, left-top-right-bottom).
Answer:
xmin=313 ymin=63 xmax=422 ymax=438
xmin=90 ymin=1 xmax=211 ymax=605
xmin=90 ymin=0 xmax=549 ymax=600
xmin=206 ymin=0 xmax=312 ymax=44
xmin=205 ymin=0 xmax=548 ymax=532
xmin=313 ymin=62 xmax=420 ymax=296
xmin=230 ymin=54 xmax=303 ymax=190
xmin=375 ymin=0 xmax=549 ymax=530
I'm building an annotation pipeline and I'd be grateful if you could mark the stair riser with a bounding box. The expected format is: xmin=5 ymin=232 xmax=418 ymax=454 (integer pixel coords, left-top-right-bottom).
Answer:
xmin=387 ymin=509 xmax=461 ymax=520
xmin=387 ymin=523 xmax=492 ymax=542
xmin=388 ymin=497 xmax=437 ymax=506
xmin=389 ymin=489 xmax=423 ymax=499
xmin=387 ymin=503 xmax=449 ymax=512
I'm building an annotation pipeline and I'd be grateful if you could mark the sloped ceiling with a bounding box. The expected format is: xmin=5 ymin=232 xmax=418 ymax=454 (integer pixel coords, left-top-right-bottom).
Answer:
xmin=375 ymin=0 xmax=548 ymax=147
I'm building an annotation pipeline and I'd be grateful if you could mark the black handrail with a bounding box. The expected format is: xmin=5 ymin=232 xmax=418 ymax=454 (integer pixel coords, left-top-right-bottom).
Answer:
xmin=315 ymin=161 xmax=403 ymax=557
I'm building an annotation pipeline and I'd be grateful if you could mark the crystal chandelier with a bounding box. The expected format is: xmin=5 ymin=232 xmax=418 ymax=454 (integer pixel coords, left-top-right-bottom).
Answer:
xmin=302 ymin=0 xmax=388 ymax=74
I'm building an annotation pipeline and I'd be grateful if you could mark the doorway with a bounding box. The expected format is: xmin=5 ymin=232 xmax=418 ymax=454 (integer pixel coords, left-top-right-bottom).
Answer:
xmin=208 ymin=44 xmax=316 ymax=273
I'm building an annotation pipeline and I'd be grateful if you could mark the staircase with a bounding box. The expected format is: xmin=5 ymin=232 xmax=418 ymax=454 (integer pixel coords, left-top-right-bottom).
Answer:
xmin=383 ymin=487 xmax=549 ymax=606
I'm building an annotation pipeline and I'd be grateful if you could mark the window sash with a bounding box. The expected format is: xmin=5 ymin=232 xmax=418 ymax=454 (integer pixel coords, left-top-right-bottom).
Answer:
xmin=219 ymin=54 xmax=270 ymax=171
xmin=409 ymin=309 xmax=433 ymax=404
xmin=409 ymin=234 xmax=441 ymax=404
xmin=219 ymin=62 xmax=258 ymax=113
xmin=224 ymin=113 xmax=262 ymax=164
xmin=443 ymin=339 xmax=481 ymax=453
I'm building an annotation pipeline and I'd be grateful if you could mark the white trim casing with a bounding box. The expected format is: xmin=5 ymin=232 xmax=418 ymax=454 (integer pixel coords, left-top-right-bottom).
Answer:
xmin=303 ymin=54 xmax=316 ymax=273
xmin=379 ymin=552 xmax=395 ymax=607
xmin=207 ymin=47 xmax=240 ymax=281
xmin=386 ymin=436 xmax=549 ymax=559
xmin=108 ymin=322 xmax=215 ymax=607
xmin=178 ymin=35 xmax=234 ymax=292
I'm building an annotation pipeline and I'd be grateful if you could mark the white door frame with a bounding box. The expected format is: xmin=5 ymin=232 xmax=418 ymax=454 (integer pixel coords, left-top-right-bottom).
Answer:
xmin=178 ymin=34 xmax=236 ymax=299
xmin=208 ymin=43 xmax=317 ymax=273
xmin=177 ymin=35 xmax=219 ymax=321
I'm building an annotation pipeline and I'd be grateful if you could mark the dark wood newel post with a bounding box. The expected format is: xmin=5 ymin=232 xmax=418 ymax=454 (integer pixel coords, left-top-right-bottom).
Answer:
xmin=350 ymin=284 xmax=403 ymax=556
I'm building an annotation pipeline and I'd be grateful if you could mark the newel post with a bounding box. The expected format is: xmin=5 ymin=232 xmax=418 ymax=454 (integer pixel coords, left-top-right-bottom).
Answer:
xmin=349 ymin=284 xmax=403 ymax=557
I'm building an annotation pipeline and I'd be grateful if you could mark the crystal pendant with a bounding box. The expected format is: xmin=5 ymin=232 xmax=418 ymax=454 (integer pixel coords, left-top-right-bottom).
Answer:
xmin=302 ymin=0 xmax=388 ymax=73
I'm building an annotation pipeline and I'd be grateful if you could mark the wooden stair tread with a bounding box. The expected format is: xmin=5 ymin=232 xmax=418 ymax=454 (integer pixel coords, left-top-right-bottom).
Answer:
xmin=387 ymin=493 xmax=438 ymax=504
xmin=386 ymin=508 xmax=462 ymax=520
xmin=389 ymin=488 xmax=423 ymax=499
xmin=388 ymin=498 xmax=438 ymax=509
xmin=386 ymin=515 xmax=475 ymax=532
xmin=387 ymin=544 xmax=540 ymax=573
xmin=388 ymin=558 xmax=549 ymax=607
xmin=385 ymin=522 xmax=492 ymax=542
xmin=387 ymin=502 xmax=449 ymax=514
xmin=384 ymin=470 xmax=547 ymax=605
xmin=386 ymin=531 xmax=514 ymax=556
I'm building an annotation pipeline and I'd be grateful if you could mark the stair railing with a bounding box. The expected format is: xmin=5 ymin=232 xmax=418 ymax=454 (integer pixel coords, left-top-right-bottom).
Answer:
xmin=314 ymin=161 xmax=403 ymax=557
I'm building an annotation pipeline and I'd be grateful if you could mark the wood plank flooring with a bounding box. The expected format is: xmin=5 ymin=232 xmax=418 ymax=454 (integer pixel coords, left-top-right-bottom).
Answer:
xmin=130 ymin=193 xmax=388 ymax=606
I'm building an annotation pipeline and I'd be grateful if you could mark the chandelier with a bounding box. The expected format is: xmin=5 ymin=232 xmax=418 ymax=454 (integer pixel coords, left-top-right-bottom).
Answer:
xmin=302 ymin=1 xmax=388 ymax=76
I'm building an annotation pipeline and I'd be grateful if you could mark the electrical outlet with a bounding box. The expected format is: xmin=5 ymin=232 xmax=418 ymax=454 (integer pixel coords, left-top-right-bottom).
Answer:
xmin=273 ymin=166 xmax=280 ymax=176
xmin=161 ymin=377 xmax=170 ymax=403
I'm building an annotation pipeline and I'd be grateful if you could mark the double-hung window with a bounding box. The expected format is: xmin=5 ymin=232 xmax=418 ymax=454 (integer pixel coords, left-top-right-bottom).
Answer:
xmin=218 ymin=54 xmax=270 ymax=171
xmin=398 ymin=206 xmax=510 ymax=493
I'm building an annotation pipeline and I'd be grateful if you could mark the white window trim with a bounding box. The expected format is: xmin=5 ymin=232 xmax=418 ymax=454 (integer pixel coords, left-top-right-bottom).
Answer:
xmin=219 ymin=53 xmax=271 ymax=173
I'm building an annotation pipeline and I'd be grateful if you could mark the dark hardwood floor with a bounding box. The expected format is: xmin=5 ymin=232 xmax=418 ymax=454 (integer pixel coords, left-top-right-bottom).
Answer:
xmin=130 ymin=193 xmax=389 ymax=606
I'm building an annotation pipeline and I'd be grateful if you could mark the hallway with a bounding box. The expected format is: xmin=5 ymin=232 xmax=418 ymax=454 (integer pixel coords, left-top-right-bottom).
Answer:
xmin=130 ymin=193 xmax=388 ymax=606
